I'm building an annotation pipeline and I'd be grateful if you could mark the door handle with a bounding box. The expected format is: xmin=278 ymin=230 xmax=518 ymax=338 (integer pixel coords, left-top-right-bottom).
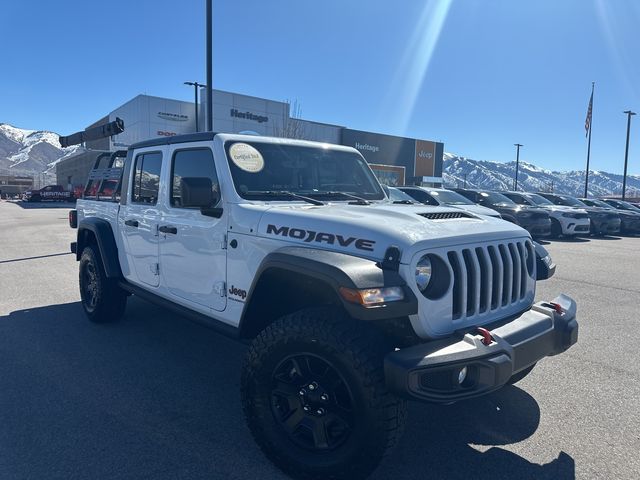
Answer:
xmin=125 ymin=219 xmax=139 ymax=227
xmin=159 ymin=225 xmax=177 ymax=234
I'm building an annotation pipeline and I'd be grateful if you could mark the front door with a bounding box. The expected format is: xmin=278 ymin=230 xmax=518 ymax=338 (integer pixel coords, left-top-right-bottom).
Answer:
xmin=159 ymin=146 xmax=227 ymax=312
xmin=119 ymin=150 xmax=163 ymax=287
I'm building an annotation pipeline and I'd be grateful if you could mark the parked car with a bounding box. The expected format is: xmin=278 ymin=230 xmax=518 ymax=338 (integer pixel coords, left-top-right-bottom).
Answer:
xmin=22 ymin=184 xmax=75 ymax=202
xmin=450 ymin=188 xmax=551 ymax=237
xmin=601 ymin=198 xmax=640 ymax=214
xmin=501 ymin=191 xmax=590 ymax=238
xmin=537 ymin=193 xmax=621 ymax=236
xmin=582 ymin=198 xmax=640 ymax=235
xmin=398 ymin=186 xmax=502 ymax=218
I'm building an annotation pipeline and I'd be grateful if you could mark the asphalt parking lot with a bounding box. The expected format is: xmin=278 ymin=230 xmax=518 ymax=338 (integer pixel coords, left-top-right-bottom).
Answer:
xmin=0 ymin=200 xmax=639 ymax=480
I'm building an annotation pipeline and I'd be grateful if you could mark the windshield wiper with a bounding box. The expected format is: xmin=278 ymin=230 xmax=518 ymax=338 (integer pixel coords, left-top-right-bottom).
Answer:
xmin=392 ymin=200 xmax=415 ymax=204
xmin=312 ymin=191 xmax=371 ymax=205
xmin=245 ymin=190 xmax=325 ymax=206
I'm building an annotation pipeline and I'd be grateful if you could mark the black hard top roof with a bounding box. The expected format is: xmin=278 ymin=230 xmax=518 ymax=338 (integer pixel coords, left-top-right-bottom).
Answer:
xmin=129 ymin=132 xmax=218 ymax=149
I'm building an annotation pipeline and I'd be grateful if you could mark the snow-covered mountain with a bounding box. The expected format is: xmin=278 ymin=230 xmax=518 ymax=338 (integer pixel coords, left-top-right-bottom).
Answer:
xmin=2 ymin=121 xmax=638 ymax=197
xmin=0 ymin=123 xmax=80 ymax=177
xmin=443 ymin=152 xmax=640 ymax=198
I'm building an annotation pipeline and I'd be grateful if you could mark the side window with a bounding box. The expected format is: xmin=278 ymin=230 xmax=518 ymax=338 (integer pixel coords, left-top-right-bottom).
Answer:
xmin=510 ymin=195 xmax=527 ymax=205
xmin=132 ymin=152 xmax=162 ymax=204
xmin=170 ymin=148 xmax=220 ymax=208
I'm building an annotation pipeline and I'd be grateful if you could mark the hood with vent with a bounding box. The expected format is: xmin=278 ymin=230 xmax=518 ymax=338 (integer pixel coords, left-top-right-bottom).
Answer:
xmin=245 ymin=202 xmax=530 ymax=264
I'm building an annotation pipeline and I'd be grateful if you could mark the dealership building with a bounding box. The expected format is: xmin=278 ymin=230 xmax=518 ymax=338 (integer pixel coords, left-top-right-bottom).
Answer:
xmin=56 ymin=90 xmax=443 ymax=190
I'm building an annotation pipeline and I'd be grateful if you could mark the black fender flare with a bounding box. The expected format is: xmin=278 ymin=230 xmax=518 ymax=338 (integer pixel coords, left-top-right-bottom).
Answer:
xmin=76 ymin=218 xmax=123 ymax=279
xmin=238 ymin=246 xmax=418 ymax=333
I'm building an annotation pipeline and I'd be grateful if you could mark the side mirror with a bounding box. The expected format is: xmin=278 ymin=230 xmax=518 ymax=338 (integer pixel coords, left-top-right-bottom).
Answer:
xmin=533 ymin=241 xmax=556 ymax=280
xmin=181 ymin=177 xmax=217 ymax=207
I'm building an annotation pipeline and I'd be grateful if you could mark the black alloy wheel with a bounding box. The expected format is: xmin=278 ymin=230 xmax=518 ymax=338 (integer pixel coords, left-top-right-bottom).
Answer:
xmin=81 ymin=259 xmax=99 ymax=312
xmin=78 ymin=245 xmax=127 ymax=323
xmin=271 ymin=353 xmax=355 ymax=452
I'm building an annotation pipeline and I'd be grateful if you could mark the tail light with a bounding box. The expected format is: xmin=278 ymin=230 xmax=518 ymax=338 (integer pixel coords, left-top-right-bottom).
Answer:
xmin=69 ymin=210 xmax=78 ymax=228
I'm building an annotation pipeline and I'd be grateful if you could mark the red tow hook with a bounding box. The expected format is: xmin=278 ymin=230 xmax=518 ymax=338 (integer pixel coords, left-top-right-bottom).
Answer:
xmin=477 ymin=327 xmax=493 ymax=346
xmin=549 ymin=302 xmax=564 ymax=315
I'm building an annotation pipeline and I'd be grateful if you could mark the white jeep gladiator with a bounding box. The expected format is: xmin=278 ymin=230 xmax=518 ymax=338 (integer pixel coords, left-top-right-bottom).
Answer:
xmin=67 ymin=129 xmax=578 ymax=480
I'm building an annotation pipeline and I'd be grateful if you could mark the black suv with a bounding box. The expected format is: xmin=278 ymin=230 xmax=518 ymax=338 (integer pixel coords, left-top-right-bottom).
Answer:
xmin=583 ymin=198 xmax=640 ymax=235
xmin=451 ymin=188 xmax=551 ymax=237
xmin=537 ymin=193 xmax=620 ymax=236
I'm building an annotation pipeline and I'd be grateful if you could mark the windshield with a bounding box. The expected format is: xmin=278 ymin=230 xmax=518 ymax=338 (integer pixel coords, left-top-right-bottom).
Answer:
xmin=225 ymin=141 xmax=385 ymax=201
xmin=582 ymin=199 xmax=611 ymax=209
xmin=385 ymin=186 xmax=416 ymax=203
xmin=524 ymin=193 xmax=554 ymax=206
xmin=429 ymin=189 xmax=474 ymax=205
xmin=479 ymin=191 xmax=516 ymax=206
xmin=558 ymin=196 xmax=587 ymax=207
xmin=613 ymin=200 xmax=640 ymax=212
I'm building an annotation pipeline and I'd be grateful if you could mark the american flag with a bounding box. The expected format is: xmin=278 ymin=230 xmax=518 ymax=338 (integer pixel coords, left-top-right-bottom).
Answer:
xmin=585 ymin=89 xmax=593 ymax=137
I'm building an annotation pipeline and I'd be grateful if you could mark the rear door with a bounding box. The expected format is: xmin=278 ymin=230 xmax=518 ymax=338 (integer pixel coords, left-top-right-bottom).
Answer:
xmin=119 ymin=149 xmax=163 ymax=287
xmin=159 ymin=145 xmax=227 ymax=311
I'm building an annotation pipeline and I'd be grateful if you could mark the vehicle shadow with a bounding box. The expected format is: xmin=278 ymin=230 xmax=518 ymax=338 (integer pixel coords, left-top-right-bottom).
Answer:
xmin=8 ymin=200 xmax=76 ymax=209
xmin=0 ymin=300 xmax=575 ymax=480
xmin=592 ymin=235 xmax=622 ymax=240
xmin=548 ymin=236 xmax=590 ymax=243
xmin=374 ymin=388 xmax=575 ymax=479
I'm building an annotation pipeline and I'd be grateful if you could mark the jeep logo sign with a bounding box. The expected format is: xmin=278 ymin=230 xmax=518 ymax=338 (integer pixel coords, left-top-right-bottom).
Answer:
xmin=414 ymin=140 xmax=437 ymax=177
xmin=266 ymin=224 xmax=376 ymax=251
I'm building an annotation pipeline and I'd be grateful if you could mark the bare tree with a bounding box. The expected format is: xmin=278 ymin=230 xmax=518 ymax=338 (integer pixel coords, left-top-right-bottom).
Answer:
xmin=273 ymin=99 xmax=307 ymax=139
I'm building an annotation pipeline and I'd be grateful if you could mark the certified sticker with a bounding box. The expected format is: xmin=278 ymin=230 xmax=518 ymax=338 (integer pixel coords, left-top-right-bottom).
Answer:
xmin=229 ymin=143 xmax=265 ymax=173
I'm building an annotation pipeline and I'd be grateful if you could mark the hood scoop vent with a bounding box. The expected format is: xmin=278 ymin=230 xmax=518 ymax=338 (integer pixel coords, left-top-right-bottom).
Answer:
xmin=417 ymin=211 xmax=473 ymax=220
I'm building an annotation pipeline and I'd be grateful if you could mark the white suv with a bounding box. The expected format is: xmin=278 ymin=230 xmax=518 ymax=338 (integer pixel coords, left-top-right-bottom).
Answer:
xmin=502 ymin=191 xmax=590 ymax=237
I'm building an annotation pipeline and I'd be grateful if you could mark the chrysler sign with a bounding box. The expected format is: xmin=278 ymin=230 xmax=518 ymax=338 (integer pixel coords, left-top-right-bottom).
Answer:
xmin=157 ymin=111 xmax=189 ymax=122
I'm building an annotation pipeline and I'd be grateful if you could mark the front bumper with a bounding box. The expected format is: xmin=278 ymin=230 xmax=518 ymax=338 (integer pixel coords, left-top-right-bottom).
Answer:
xmin=519 ymin=218 xmax=552 ymax=237
xmin=621 ymin=218 xmax=640 ymax=234
xmin=385 ymin=295 xmax=578 ymax=403
xmin=607 ymin=218 xmax=622 ymax=234
xmin=559 ymin=217 xmax=590 ymax=235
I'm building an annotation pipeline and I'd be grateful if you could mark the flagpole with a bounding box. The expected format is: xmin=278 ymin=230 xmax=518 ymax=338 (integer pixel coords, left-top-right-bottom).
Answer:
xmin=584 ymin=82 xmax=594 ymax=198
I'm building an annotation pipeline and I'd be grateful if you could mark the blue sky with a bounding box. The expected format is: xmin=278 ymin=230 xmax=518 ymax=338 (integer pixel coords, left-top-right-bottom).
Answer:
xmin=1 ymin=0 xmax=639 ymax=173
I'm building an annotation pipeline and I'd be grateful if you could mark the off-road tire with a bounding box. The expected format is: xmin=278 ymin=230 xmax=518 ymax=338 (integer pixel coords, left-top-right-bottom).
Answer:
xmin=79 ymin=245 xmax=126 ymax=323
xmin=550 ymin=219 xmax=562 ymax=238
xmin=507 ymin=363 xmax=536 ymax=385
xmin=241 ymin=307 xmax=406 ymax=480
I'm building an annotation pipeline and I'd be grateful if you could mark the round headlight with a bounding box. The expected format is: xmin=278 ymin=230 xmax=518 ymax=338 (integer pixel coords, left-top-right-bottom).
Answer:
xmin=415 ymin=255 xmax=432 ymax=292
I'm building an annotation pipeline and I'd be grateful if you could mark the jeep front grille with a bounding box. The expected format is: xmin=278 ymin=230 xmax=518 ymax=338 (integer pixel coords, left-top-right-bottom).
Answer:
xmin=446 ymin=240 xmax=535 ymax=320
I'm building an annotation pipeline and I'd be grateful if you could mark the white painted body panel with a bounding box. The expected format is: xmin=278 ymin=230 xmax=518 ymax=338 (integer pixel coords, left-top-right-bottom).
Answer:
xmin=76 ymin=134 xmax=538 ymax=339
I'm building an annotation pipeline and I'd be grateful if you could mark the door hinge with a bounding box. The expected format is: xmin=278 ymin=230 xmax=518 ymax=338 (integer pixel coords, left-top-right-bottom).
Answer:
xmin=221 ymin=234 xmax=227 ymax=250
xmin=151 ymin=263 xmax=160 ymax=275
xmin=213 ymin=281 xmax=226 ymax=297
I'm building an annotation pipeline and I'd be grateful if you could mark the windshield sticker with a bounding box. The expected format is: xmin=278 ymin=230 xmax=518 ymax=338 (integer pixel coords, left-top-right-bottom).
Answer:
xmin=229 ymin=143 xmax=265 ymax=173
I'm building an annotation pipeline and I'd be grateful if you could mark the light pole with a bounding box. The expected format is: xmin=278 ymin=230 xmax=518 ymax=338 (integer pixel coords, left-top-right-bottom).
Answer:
xmin=514 ymin=143 xmax=523 ymax=191
xmin=184 ymin=82 xmax=205 ymax=132
xmin=206 ymin=0 xmax=213 ymax=131
xmin=622 ymin=110 xmax=636 ymax=201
